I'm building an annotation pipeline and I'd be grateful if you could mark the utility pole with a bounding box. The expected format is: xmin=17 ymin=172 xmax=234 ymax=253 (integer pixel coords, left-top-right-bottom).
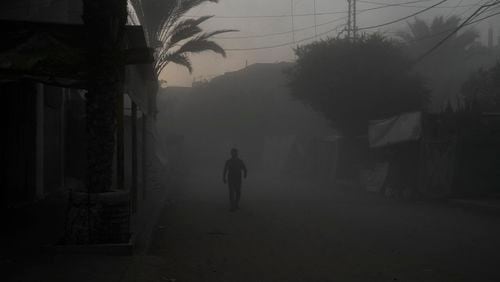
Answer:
xmin=347 ymin=0 xmax=352 ymax=39
xmin=346 ymin=0 xmax=357 ymax=40
xmin=353 ymin=0 xmax=357 ymax=39
xmin=291 ymin=0 xmax=295 ymax=43
xmin=314 ymin=0 xmax=317 ymax=37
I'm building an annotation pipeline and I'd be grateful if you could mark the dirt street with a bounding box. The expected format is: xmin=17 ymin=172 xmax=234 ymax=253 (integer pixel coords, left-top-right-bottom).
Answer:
xmin=149 ymin=168 xmax=500 ymax=282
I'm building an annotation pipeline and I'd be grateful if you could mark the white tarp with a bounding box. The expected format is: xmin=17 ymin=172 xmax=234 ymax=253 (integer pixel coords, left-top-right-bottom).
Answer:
xmin=369 ymin=112 xmax=422 ymax=148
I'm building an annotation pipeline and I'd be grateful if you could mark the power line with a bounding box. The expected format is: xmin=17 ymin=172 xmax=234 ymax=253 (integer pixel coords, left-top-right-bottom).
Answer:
xmin=381 ymin=1 xmax=498 ymax=42
xmin=221 ymin=0 xmax=447 ymax=50
xmin=393 ymin=8 xmax=496 ymax=43
xmin=416 ymin=0 xmax=500 ymax=61
xmin=180 ymin=10 xmax=363 ymax=19
xmin=454 ymin=0 xmax=491 ymax=18
xmin=182 ymin=11 xmax=344 ymax=19
xmin=181 ymin=0 xmax=442 ymax=20
xmin=214 ymin=0 xmax=434 ymax=40
xmin=467 ymin=8 xmax=500 ymax=24
xmin=218 ymin=0 xmax=500 ymax=54
xmin=444 ymin=0 xmax=466 ymax=18
xmin=215 ymin=15 xmax=348 ymax=40
xmin=219 ymin=0 xmax=487 ymax=51
xmin=359 ymin=0 xmax=481 ymax=8
xmin=381 ymin=1 xmax=494 ymax=37
xmin=459 ymin=0 xmax=500 ymax=24
xmin=224 ymin=23 xmax=347 ymax=51
xmin=358 ymin=0 xmax=449 ymax=31
xmin=224 ymin=1 xmax=500 ymax=52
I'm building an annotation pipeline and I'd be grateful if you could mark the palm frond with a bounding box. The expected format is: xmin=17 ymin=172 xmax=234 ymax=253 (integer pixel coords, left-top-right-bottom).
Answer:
xmin=156 ymin=52 xmax=192 ymax=74
xmin=408 ymin=18 xmax=431 ymax=40
xmin=129 ymin=0 xmax=144 ymax=24
xmin=164 ymin=0 xmax=217 ymax=38
xmin=400 ymin=16 xmax=478 ymax=48
xmin=395 ymin=31 xmax=413 ymax=43
xmin=176 ymin=0 xmax=218 ymax=18
xmin=197 ymin=29 xmax=239 ymax=40
xmin=177 ymin=37 xmax=227 ymax=57
xmin=166 ymin=15 xmax=213 ymax=46
xmin=142 ymin=0 xmax=178 ymax=43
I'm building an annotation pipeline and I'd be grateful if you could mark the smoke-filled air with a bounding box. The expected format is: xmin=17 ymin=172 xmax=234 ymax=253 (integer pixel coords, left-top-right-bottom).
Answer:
xmin=1 ymin=0 xmax=500 ymax=281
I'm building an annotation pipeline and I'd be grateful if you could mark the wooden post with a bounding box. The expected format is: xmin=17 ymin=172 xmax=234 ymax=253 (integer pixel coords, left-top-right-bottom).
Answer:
xmin=60 ymin=89 xmax=66 ymax=191
xmin=117 ymin=92 xmax=125 ymax=190
xmin=142 ymin=112 xmax=147 ymax=199
xmin=131 ymin=102 xmax=138 ymax=211
xmin=36 ymin=83 xmax=44 ymax=199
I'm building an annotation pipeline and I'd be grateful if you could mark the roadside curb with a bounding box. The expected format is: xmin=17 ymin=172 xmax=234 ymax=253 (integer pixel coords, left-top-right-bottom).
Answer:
xmin=449 ymin=198 xmax=500 ymax=214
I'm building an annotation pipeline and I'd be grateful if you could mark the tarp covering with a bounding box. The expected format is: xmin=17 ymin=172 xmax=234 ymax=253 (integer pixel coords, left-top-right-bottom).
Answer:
xmin=369 ymin=112 xmax=422 ymax=148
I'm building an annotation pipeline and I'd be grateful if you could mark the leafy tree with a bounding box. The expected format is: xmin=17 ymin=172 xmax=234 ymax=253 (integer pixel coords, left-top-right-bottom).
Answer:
xmin=129 ymin=0 xmax=235 ymax=76
xmin=287 ymin=34 xmax=428 ymax=137
xmin=397 ymin=16 xmax=483 ymax=111
xmin=461 ymin=62 xmax=500 ymax=112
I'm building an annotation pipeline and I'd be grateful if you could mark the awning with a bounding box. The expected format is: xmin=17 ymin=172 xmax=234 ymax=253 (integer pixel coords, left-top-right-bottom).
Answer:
xmin=0 ymin=19 xmax=157 ymax=114
xmin=369 ymin=112 xmax=422 ymax=148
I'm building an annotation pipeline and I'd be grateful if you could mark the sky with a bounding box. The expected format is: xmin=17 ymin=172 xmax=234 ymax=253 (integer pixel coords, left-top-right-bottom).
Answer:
xmin=160 ymin=0 xmax=500 ymax=86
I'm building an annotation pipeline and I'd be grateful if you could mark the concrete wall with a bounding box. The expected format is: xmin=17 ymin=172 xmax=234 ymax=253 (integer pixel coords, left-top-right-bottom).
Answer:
xmin=0 ymin=0 xmax=82 ymax=23
xmin=43 ymin=86 xmax=65 ymax=195
xmin=0 ymin=82 xmax=37 ymax=205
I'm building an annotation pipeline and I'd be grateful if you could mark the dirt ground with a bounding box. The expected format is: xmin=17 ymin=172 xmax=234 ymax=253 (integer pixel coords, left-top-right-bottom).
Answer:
xmin=148 ymin=167 xmax=500 ymax=282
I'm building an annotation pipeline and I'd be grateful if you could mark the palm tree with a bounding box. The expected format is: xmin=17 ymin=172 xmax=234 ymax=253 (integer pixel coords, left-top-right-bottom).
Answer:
xmin=83 ymin=0 xmax=128 ymax=193
xmin=67 ymin=0 xmax=129 ymax=244
xmin=397 ymin=16 xmax=480 ymax=111
xmin=129 ymin=0 xmax=236 ymax=76
xmin=397 ymin=16 xmax=478 ymax=59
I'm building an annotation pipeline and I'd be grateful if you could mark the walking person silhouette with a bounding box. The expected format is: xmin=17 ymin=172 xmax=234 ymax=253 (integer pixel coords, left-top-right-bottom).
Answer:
xmin=223 ymin=148 xmax=247 ymax=212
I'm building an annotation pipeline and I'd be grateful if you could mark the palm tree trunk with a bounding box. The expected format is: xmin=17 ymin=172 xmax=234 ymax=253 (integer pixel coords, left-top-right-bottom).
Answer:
xmin=83 ymin=0 xmax=127 ymax=193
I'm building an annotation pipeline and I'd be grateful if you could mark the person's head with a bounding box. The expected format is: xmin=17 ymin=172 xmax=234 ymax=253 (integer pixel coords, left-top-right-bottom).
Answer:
xmin=230 ymin=148 xmax=238 ymax=158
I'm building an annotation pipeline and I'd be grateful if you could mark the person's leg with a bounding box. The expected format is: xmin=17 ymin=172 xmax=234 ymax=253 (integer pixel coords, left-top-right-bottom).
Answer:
xmin=228 ymin=182 xmax=236 ymax=210
xmin=234 ymin=182 xmax=242 ymax=209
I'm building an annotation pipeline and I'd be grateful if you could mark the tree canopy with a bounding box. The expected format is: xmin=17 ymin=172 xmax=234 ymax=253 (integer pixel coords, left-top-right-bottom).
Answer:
xmin=396 ymin=16 xmax=492 ymax=111
xmin=397 ymin=16 xmax=478 ymax=59
xmin=287 ymin=34 xmax=429 ymax=136
xmin=461 ymin=61 xmax=500 ymax=112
